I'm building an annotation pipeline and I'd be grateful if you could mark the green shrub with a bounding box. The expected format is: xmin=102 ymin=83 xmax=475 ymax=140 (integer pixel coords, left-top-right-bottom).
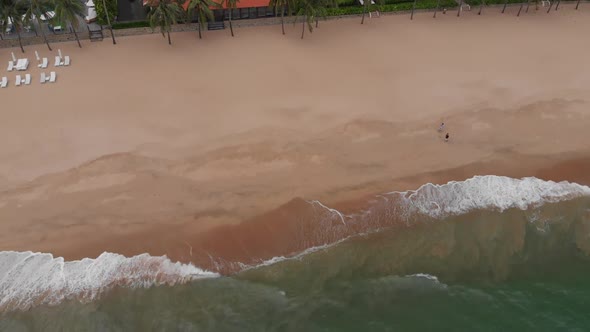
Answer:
xmin=112 ymin=20 xmax=151 ymax=29
xmin=326 ymin=0 xmax=456 ymax=15
xmin=466 ymin=0 xmax=520 ymax=5
xmin=95 ymin=0 xmax=118 ymax=25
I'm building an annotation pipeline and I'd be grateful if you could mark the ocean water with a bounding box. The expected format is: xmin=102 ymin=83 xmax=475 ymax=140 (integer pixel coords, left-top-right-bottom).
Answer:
xmin=2 ymin=176 xmax=590 ymax=331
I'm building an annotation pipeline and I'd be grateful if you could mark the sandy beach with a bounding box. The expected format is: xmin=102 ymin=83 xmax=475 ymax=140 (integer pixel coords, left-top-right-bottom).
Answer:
xmin=1 ymin=7 xmax=590 ymax=272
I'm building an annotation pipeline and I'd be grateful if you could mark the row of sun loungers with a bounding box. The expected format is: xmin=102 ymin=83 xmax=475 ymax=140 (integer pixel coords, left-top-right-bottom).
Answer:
xmin=0 ymin=72 xmax=57 ymax=88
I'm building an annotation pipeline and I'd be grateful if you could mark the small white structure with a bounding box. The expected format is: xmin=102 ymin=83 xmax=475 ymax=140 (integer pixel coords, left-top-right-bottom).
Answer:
xmin=85 ymin=0 xmax=97 ymax=23
xmin=0 ymin=77 xmax=7 ymax=88
xmin=49 ymin=71 xmax=57 ymax=83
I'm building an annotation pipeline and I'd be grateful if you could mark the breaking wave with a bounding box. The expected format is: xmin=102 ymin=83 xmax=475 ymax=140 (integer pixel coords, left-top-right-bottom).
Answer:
xmin=1 ymin=175 xmax=589 ymax=313
xmin=0 ymin=251 xmax=218 ymax=313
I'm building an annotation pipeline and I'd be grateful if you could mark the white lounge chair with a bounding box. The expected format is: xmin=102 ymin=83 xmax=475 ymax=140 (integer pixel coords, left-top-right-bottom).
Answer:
xmin=15 ymin=74 xmax=21 ymax=86
xmin=40 ymin=72 xmax=46 ymax=83
xmin=64 ymin=56 xmax=70 ymax=66
xmin=54 ymin=56 xmax=61 ymax=67
xmin=0 ymin=77 xmax=7 ymax=88
xmin=49 ymin=71 xmax=56 ymax=83
xmin=7 ymin=61 xmax=14 ymax=71
xmin=40 ymin=57 xmax=48 ymax=69
xmin=24 ymin=74 xmax=31 ymax=85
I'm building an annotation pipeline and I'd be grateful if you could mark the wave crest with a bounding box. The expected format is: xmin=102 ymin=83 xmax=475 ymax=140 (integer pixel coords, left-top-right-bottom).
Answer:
xmin=0 ymin=251 xmax=218 ymax=312
xmin=396 ymin=176 xmax=590 ymax=219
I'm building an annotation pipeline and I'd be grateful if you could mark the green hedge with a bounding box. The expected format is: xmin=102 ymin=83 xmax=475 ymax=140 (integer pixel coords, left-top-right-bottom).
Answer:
xmin=466 ymin=0 xmax=521 ymax=5
xmin=113 ymin=21 xmax=151 ymax=29
xmin=327 ymin=0 xmax=457 ymax=15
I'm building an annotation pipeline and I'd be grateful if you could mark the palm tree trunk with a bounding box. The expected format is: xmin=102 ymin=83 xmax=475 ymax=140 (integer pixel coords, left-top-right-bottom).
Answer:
xmin=72 ymin=23 xmax=82 ymax=48
xmin=433 ymin=0 xmax=440 ymax=17
xmin=16 ymin=28 xmax=25 ymax=53
xmin=301 ymin=17 xmax=305 ymax=39
xmin=554 ymin=0 xmax=560 ymax=10
xmin=229 ymin=7 xmax=234 ymax=36
xmin=281 ymin=4 xmax=285 ymax=34
xmin=36 ymin=18 xmax=52 ymax=51
xmin=526 ymin=0 xmax=531 ymax=12
xmin=102 ymin=0 xmax=117 ymax=44
xmin=478 ymin=0 xmax=484 ymax=14
xmin=501 ymin=0 xmax=508 ymax=12
xmin=575 ymin=0 xmax=580 ymax=9
xmin=517 ymin=2 xmax=524 ymax=15
xmin=197 ymin=13 xmax=202 ymax=39
xmin=167 ymin=30 xmax=171 ymax=44
xmin=546 ymin=0 xmax=553 ymax=12
xmin=457 ymin=0 xmax=463 ymax=16
xmin=315 ymin=17 xmax=318 ymax=28
xmin=411 ymin=0 xmax=417 ymax=19
xmin=361 ymin=4 xmax=366 ymax=24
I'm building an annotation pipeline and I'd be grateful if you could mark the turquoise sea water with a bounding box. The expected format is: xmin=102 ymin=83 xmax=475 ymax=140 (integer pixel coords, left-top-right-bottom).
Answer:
xmin=2 ymin=194 xmax=590 ymax=332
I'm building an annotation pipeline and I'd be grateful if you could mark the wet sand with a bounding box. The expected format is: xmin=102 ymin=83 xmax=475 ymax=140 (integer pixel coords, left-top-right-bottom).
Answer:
xmin=1 ymin=7 xmax=590 ymax=271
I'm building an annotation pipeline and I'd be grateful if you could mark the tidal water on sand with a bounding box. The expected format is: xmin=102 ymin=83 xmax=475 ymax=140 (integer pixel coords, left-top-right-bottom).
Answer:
xmin=2 ymin=176 xmax=590 ymax=331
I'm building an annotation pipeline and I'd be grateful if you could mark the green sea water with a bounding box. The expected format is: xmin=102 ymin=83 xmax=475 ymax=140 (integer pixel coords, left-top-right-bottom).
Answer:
xmin=2 ymin=199 xmax=590 ymax=331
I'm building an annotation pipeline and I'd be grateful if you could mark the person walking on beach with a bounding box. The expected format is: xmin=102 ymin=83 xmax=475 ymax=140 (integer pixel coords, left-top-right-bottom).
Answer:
xmin=438 ymin=122 xmax=445 ymax=132
xmin=445 ymin=133 xmax=449 ymax=142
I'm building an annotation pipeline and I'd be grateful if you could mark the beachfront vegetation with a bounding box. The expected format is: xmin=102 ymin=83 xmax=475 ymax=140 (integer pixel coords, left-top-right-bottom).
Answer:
xmin=362 ymin=0 xmax=383 ymax=23
xmin=95 ymin=0 xmax=117 ymax=25
xmin=54 ymin=0 xmax=86 ymax=47
xmin=219 ymin=0 xmax=239 ymax=36
xmin=269 ymin=0 xmax=295 ymax=34
xmin=24 ymin=0 xmax=53 ymax=50
xmin=0 ymin=0 xmax=26 ymax=52
xmin=146 ymin=0 xmax=184 ymax=44
xmin=325 ymin=0 xmax=455 ymax=15
xmin=112 ymin=20 xmax=151 ymax=29
xmin=295 ymin=0 xmax=331 ymax=39
xmin=186 ymin=0 xmax=215 ymax=39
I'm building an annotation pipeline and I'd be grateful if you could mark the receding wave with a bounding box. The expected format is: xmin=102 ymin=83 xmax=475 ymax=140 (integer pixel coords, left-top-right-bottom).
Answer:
xmin=0 ymin=251 xmax=218 ymax=313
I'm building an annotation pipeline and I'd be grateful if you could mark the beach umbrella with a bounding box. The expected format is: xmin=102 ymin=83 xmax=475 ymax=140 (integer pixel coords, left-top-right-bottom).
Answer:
xmin=35 ymin=51 xmax=41 ymax=62
xmin=11 ymin=52 xmax=17 ymax=62
xmin=58 ymin=49 xmax=63 ymax=59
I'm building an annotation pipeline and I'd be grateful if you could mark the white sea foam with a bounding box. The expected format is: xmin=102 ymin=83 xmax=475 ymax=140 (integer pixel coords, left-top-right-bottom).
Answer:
xmin=0 ymin=251 xmax=218 ymax=312
xmin=393 ymin=176 xmax=590 ymax=219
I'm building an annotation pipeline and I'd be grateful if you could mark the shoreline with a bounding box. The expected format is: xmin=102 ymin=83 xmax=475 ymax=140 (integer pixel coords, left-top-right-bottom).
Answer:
xmin=21 ymin=150 xmax=590 ymax=273
xmin=1 ymin=9 xmax=590 ymax=274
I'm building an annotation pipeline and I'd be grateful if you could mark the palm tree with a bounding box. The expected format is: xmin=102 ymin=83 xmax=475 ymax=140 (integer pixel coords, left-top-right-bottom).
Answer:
xmin=220 ymin=0 xmax=238 ymax=36
xmin=501 ymin=0 xmax=508 ymax=12
xmin=433 ymin=0 xmax=440 ymax=17
xmin=478 ymin=0 xmax=484 ymax=14
xmin=97 ymin=0 xmax=116 ymax=44
xmin=517 ymin=0 xmax=524 ymax=15
xmin=575 ymin=0 xmax=580 ymax=9
xmin=269 ymin=0 xmax=293 ymax=34
xmin=186 ymin=0 xmax=214 ymax=39
xmin=25 ymin=0 xmax=53 ymax=50
xmin=457 ymin=0 xmax=463 ymax=16
xmin=410 ymin=0 xmax=417 ymax=19
xmin=145 ymin=0 xmax=183 ymax=44
xmin=554 ymin=0 xmax=560 ymax=10
xmin=361 ymin=0 xmax=371 ymax=23
xmin=0 ymin=0 xmax=26 ymax=52
xmin=546 ymin=0 xmax=552 ymax=12
xmin=295 ymin=0 xmax=328 ymax=39
xmin=54 ymin=0 xmax=86 ymax=47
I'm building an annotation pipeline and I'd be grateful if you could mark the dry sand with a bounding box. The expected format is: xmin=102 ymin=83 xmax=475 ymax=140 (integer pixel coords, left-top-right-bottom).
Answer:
xmin=1 ymin=7 xmax=590 ymax=271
